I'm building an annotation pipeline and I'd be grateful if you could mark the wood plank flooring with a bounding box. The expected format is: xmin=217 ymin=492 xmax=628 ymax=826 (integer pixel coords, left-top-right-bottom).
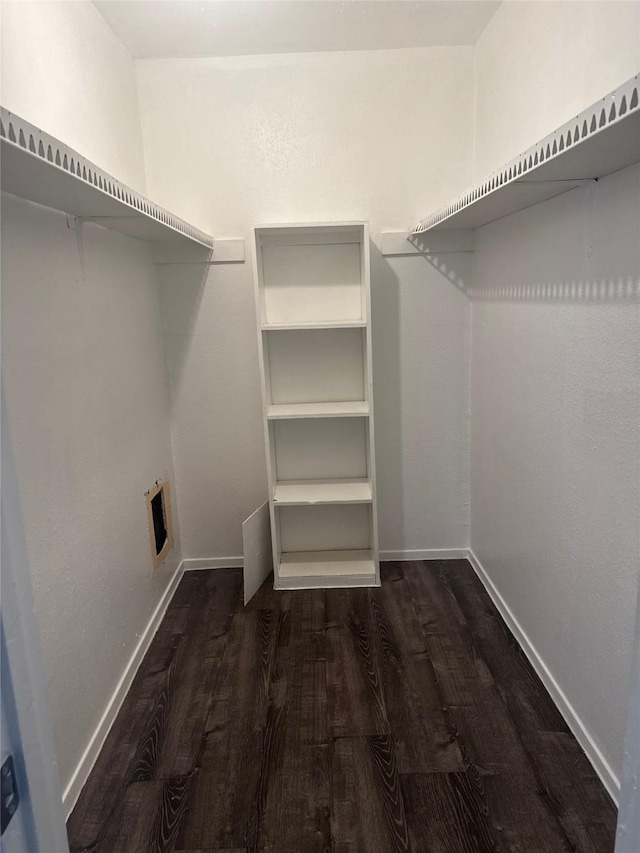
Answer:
xmin=67 ymin=561 xmax=617 ymax=853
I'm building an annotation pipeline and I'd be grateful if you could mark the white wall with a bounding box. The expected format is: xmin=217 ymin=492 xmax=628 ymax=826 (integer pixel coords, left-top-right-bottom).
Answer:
xmin=2 ymin=195 xmax=181 ymax=796
xmin=474 ymin=0 xmax=640 ymax=179
xmin=471 ymin=0 xmax=640 ymax=789
xmin=1 ymin=0 xmax=178 ymax=802
xmin=0 ymin=0 xmax=147 ymax=192
xmin=138 ymin=48 xmax=474 ymax=559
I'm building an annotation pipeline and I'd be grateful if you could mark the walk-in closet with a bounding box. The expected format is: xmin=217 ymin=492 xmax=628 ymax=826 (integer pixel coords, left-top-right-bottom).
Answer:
xmin=1 ymin=2 xmax=639 ymax=851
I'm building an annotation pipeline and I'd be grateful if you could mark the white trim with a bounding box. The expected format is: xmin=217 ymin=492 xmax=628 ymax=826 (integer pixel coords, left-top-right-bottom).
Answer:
xmin=466 ymin=548 xmax=620 ymax=803
xmin=380 ymin=548 xmax=468 ymax=561
xmin=182 ymin=556 xmax=243 ymax=571
xmin=62 ymin=561 xmax=185 ymax=818
xmin=275 ymin=574 xmax=379 ymax=591
xmin=181 ymin=551 xmax=468 ymax=568
xmin=380 ymin=230 xmax=474 ymax=255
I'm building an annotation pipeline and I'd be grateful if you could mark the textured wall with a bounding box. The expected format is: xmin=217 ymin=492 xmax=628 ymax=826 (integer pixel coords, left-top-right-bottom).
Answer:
xmin=1 ymin=195 xmax=180 ymax=792
xmin=471 ymin=163 xmax=639 ymax=783
xmin=470 ymin=1 xmax=640 ymax=788
xmin=473 ymin=0 xmax=640 ymax=180
xmin=0 ymin=0 xmax=147 ymax=192
xmin=0 ymin=1 xmax=177 ymax=796
xmin=138 ymin=48 xmax=474 ymax=559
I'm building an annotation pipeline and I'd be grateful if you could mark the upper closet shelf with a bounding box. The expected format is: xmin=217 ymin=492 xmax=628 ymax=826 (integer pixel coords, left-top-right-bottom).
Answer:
xmin=0 ymin=107 xmax=213 ymax=249
xmin=412 ymin=74 xmax=640 ymax=234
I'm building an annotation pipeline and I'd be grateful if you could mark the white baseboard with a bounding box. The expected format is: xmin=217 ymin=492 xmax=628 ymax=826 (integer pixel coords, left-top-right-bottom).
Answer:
xmin=62 ymin=560 xmax=185 ymax=818
xmin=182 ymin=556 xmax=243 ymax=570
xmin=380 ymin=548 xmax=468 ymax=561
xmin=181 ymin=551 xmax=467 ymax=570
xmin=466 ymin=548 xmax=620 ymax=804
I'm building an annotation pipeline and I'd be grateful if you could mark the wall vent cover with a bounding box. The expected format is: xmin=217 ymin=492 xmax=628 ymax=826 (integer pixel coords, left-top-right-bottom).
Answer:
xmin=145 ymin=481 xmax=173 ymax=569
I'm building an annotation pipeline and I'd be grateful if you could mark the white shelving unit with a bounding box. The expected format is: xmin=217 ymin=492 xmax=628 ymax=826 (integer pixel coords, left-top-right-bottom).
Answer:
xmin=252 ymin=222 xmax=379 ymax=590
xmin=0 ymin=107 xmax=213 ymax=249
xmin=412 ymin=74 xmax=640 ymax=235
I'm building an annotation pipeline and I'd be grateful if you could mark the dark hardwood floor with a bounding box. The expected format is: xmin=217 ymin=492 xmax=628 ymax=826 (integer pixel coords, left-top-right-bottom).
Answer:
xmin=67 ymin=561 xmax=617 ymax=853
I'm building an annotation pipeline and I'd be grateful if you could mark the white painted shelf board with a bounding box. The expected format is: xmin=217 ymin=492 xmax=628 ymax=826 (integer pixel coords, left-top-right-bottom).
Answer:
xmin=279 ymin=549 xmax=376 ymax=577
xmin=0 ymin=107 xmax=213 ymax=249
xmin=413 ymin=74 xmax=640 ymax=234
xmin=261 ymin=320 xmax=367 ymax=331
xmin=274 ymin=479 xmax=372 ymax=506
xmin=276 ymin=572 xmax=378 ymax=590
xmin=267 ymin=401 xmax=369 ymax=419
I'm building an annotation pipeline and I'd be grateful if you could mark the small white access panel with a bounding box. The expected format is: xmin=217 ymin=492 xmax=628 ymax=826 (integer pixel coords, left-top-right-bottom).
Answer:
xmin=252 ymin=222 xmax=379 ymax=590
xmin=242 ymin=501 xmax=273 ymax=605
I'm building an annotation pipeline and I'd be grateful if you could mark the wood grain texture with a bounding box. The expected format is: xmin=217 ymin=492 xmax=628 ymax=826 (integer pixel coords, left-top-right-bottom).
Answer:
xmin=70 ymin=777 xmax=192 ymax=853
xmin=370 ymin=581 xmax=464 ymax=773
xmin=177 ymin=607 xmax=279 ymax=850
xmin=68 ymin=563 xmax=616 ymax=853
xmin=440 ymin=561 xmax=570 ymax=734
xmin=326 ymin=589 xmax=389 ymax=737
xmin=331 ymin=735 xmax=410 ymax=853
xmin=401 ymin=770 xmax=499 ymax=853
xmin=526 ymin=731 xmax=617 ymax=852
xmin=67 ymin=571 xmax=240 ymax=852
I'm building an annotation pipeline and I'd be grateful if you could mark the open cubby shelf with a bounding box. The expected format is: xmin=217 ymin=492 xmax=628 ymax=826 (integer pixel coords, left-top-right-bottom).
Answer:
xmin=261 ymin=320 xmax=367 ymax=330
xmin=273 ymin=479 xmax=373 ymax=506
xmin=267 ymin=401 xmax=370 ymax=419
xmin=277 ymin=550 xmax=377 ymax=589
xmin=253 ymin=222 xmax=379 ymax=589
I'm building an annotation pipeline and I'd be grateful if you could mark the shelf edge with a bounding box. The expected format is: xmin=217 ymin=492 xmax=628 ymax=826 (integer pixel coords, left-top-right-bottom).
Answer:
xmin=0 ymin=107 xmax=213 ymax=249
xmin=412 ymin=74 xmax=640 ymax=235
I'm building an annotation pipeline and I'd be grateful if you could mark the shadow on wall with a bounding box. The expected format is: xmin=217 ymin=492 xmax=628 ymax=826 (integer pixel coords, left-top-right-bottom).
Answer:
xmin=471 ymin=277 xmax=640 ymax=303
xmin=377 ymin=249 xmax=639 ymax=305
xmin=370 ymin=243 xmax=402 ymax=550
xmin=467 ymin=169 xmax=640 ymax=304
xmin=154 ymin=251 xmax=268 ymax=559
xmin=423 ymin=254 xmax=472 ymax=298
xmin=155 ymin=261 xmax=211 ymax=388
xmin=417 ymin=251 xmax=639 ymax=305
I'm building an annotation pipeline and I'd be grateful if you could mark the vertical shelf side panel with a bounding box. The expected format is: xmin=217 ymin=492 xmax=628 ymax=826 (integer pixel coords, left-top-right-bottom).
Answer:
xmin=361 ymin=224 xmax=380 ymax=583
xmin=251 ymin=229 xmax=281 ymax=586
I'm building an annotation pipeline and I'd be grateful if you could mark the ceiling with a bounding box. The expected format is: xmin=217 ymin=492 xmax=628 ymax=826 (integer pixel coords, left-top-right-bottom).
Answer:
xmin=94 ymin=1 xmax=502 ymax=60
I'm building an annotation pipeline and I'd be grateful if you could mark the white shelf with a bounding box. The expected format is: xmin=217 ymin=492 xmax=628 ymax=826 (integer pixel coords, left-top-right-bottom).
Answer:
xmin=261 ymin=320 xmax=367 ymax=331
xmin=274 ymin=479 xmax=372 ymax=506
xmin=267 ymin=401 xmax=369 ymax=419
xmin=276 ymin=550 xmax=377 ymax=589
xmin=0 ymin=107 xmax=213 ymax=249
xmin=254 ymin=222 xmax=379 ymax=590
xmin=413 ymin=74 xmax=640 ymax=234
